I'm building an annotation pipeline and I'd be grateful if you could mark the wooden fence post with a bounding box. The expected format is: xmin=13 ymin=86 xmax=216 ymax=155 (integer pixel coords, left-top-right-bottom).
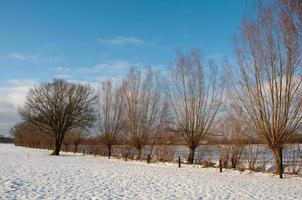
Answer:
xmin=219 ymin=159 xmax=222 ymax=173
xmin=147 ymin=154 xmax=150 ymax=164
xmin=179 ymin=156 xmax=181 ymax=168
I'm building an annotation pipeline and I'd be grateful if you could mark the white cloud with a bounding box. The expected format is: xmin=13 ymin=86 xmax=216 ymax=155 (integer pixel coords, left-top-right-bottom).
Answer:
xmin=97 ymin=36 xmax=169 ymax=50
xmin=75 ymin=60 xmax=170 ymax=85
xmin=93 ymin=75 xmax=125 ymax=85
xmin=8 ymin=52 xmax=26 ymax=61
xmin=77 ymin=60 xmax=144 ymax=74
xmin=9 ymin=52 xmax=41 ymax=62
xmin=97 ymin=36 xmax=145 ymax=46
xmin=0 ymin=79 xmax=36 ymax=135
xmin=8 ymin=52 xmax=60 ymax=63
xmin=54 ymin=67 xmax=70 ymax=74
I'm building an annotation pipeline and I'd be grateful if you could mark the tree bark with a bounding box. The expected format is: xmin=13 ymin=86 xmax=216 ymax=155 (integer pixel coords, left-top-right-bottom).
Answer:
xmin=52 ymin=137 xmax=62 ymax=155
xmin=53 ymin=144 xmax=61 ymax=155
xmin=272 ymin=147 xmax=283 ymax=178
xmin=188 ymin=147 xmax=196 ymax=164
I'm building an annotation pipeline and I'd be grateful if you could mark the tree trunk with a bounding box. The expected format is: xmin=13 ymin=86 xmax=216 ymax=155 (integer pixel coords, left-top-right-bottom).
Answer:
xmin=188 ymin=147 xmax=196 ymax=164
xmin=74 ymin=144 xmax=78 ymax=154
xmin=53 ymin=145 xmax=61 ymax=155
xmin=108 ymin=144 xmax=112 ymax=159
xmin=231 ymin=159 xmax=237 ymax=169
xmin=52 ymin=138 xmax=62 ymax=155
xmin=272 ymin=147 xmax=283 ymax=178
xmin=137 ymin=146 xmax=142 ymax=160
xmin=231 ymin=152 xmax=239 ymax=169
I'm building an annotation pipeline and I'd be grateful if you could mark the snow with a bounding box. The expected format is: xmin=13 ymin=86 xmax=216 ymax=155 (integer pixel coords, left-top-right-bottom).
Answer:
xmin=0 ymin=144 xmax=301 ymax=200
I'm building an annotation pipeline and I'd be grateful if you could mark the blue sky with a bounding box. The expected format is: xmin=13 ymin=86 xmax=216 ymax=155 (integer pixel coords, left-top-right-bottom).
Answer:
xmin=0 ymin=0 xmax=245 ymax=134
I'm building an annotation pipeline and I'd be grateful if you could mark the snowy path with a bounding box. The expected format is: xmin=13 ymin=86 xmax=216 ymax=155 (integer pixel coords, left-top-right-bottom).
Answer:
xmin=0 ymin=144 xmax=301 ymax=200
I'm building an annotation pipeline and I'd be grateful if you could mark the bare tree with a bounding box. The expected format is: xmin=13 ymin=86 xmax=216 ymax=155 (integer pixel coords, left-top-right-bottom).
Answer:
xmin=97 ymin=80 xmax=124 ymax=158
xmin=231 ymin=1 xmax=302 ymax=178
xmin=62 ymin=132 xmax=72 ymax=152
xmin=69 ymin=129 xmax=85 ymax=154
xmin=278 ymin=0 xmax=302 ymax=31
xmin=19 ymin=79 xmax=97 ymax=155
xmin=122 ymin=69 xmax=166 ymax=159
xmin=167 ymin=49 xmax=223 ymax=164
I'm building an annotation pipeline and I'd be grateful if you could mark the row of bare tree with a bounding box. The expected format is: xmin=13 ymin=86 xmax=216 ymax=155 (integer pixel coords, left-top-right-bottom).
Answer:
xmin=14 ymin=0 xmax=302 ymax=178
xmin=95 ymin=49 xmax=224 ymax=162
xmin=12 ymin=122 xmax=85 ymax=153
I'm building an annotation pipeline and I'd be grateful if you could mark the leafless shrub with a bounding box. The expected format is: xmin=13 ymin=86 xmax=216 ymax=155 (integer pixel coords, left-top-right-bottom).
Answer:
xmin=110 ymin=145 xmax=126 ymax=158
xmin=243 ymin=144 xmax=266 ymax=171
xmin=230 ymin=144 xmax=244 ymax=169
xmin=219 ymin=113 xmax=247 ymax=169
xmin=118 ymin=145 xmax=137 ymax=161
xmin=236 ymin=163 xmax=246 ymax=172
xmin=219 ymin=144 xmax=244 ymax=169
xmin=154 ymin=145 xmax=176 ymax=162
xmin=201 ymin=160 xmax=216 ymax=168
xmin=257 ymin=147 xmax=270 ymax=172
xmin=219 ymin=145 xmax=231 ymax=168
xmin=284 ymin=144 xmax=302 ymax=175
xmin=195 ymin=145 xmax=214 ymax=167
xmin=70 ymin=129 xmax=86 ymax=154
xmin=86 ymin=145 xmax=107 ymax=157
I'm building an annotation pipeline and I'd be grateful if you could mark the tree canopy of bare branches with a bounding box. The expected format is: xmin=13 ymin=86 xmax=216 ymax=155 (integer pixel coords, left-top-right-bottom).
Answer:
xmin=97 ymin=80 xmax=124 ymax=158
xmin=19 ymin=79 xmax=97 ymax=155
xmin=231 ymin=0 xmax=302 ymax=178
xmin=167 ymin=49 xmax=223 ymax=164
xmin=122 ymin=69 xmax=166 ymax=159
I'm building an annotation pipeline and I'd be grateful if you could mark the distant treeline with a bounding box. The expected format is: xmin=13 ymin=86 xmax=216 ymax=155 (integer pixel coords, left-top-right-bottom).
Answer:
xmin=0 ymin=135 xmax=13 ymax=143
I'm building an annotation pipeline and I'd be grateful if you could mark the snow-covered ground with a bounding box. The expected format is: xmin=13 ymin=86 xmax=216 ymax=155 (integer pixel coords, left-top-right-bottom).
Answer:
xmin=0 ymin=144 xmax=301 ymax=200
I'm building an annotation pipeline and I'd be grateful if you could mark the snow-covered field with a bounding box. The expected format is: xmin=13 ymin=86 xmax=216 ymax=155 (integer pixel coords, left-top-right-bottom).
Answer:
xmin=0 ymin=144 xmax=301 ymax=200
